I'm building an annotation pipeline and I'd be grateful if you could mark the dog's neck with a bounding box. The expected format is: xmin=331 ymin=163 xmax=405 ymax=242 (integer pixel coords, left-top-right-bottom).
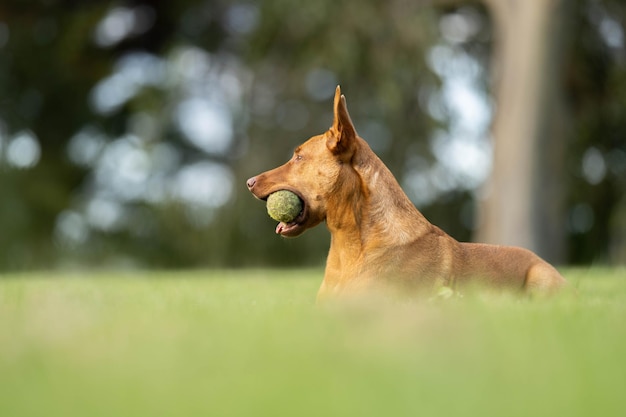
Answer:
xmin=325 ymin=138 xmax=432 ymax=254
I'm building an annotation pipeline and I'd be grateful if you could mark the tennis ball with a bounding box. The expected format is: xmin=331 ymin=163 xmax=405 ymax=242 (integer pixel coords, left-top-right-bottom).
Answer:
xmin=266 ymin=190 xmax=302 ymax=223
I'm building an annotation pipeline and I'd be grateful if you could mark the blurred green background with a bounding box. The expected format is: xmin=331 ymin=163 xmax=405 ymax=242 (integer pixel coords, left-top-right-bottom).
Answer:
xmin=0 ymin=0 xmax=624 ymax=271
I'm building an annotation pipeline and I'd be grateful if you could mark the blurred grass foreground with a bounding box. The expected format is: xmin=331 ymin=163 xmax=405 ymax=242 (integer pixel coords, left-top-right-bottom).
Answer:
xmin=1 ymin=267 xmax=625 ymax=417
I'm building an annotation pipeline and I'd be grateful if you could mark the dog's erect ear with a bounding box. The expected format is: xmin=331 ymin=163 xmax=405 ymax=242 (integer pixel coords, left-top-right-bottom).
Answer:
xmin=327 ymin=85 xmax=357 ymax=157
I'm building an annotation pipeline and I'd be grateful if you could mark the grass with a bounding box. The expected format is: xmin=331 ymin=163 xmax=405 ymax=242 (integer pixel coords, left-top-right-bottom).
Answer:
xmin=1 ymin=267 xmax=625 ymax=417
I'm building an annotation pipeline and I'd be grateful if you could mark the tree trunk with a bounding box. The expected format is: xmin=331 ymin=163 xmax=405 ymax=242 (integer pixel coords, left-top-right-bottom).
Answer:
xmin=476 ymin=0 xmax=567 ymax=263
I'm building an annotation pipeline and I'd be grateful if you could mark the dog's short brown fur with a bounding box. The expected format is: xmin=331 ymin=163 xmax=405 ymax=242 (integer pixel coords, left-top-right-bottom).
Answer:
xmin=247 ymin=86 xmax=567 ymax=300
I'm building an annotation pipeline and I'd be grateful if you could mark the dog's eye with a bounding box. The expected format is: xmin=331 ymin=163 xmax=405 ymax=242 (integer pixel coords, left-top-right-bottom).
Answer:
xmin=295 ymin=154 xmax=303 ymax=161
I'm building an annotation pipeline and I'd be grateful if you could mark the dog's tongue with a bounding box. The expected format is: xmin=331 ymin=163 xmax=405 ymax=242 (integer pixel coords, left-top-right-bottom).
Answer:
xmin=275 ymin=222 xmax=288 ymax=235
xmin=275 ymin=221 xmax=298 ymax=236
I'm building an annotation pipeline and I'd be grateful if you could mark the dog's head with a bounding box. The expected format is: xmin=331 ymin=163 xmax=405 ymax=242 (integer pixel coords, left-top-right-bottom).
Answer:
xmin=247 ymin=86 xmax=359 ymax=237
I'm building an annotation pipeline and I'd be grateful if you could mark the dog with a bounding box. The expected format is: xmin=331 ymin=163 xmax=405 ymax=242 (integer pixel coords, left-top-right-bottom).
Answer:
xmin=247 ymin=86 xmax=567 ymax=301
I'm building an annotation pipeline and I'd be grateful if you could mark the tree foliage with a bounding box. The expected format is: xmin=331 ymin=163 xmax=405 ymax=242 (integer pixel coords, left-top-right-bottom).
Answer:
xmin=0 ymin=0 xmax=623 ymax=270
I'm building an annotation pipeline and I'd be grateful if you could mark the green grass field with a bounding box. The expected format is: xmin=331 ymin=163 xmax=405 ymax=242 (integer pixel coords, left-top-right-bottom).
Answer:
xmin=1 ymin=268 xmax=625 ymax=417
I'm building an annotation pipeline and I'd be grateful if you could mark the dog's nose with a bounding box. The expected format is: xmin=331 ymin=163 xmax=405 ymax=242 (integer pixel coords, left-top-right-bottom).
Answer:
xmin=246 ymin=176 xmax=257 ymax=190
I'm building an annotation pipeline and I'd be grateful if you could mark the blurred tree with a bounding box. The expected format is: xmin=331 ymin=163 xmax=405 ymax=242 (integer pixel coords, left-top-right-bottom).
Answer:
xmin=441 ymin=0 xmax=625 ymax=265
xmin=0 ymin=2 xmax=110 ymax=269
xmin=472 ymin=0 xmax=570 ymax=263
xmin=564 ymin=0 xmax=626 ymax=264
xmin=0 ymin=0 xmax=623 ymax=271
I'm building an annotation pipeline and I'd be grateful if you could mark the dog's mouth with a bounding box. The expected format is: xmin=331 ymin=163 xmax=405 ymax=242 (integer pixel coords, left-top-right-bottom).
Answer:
xmin=261 ymin=189 xmax=308 ymax=237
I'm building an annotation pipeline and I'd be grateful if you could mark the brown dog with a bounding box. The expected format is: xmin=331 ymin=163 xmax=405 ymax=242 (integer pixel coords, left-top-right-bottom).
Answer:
xmin=247 ymin=86 xmax=567 ymax=300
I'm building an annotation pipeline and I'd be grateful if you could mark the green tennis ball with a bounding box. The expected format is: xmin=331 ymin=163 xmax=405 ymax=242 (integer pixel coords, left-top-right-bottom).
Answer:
xmin=266 ymin=190 xmax=303 ymax=223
